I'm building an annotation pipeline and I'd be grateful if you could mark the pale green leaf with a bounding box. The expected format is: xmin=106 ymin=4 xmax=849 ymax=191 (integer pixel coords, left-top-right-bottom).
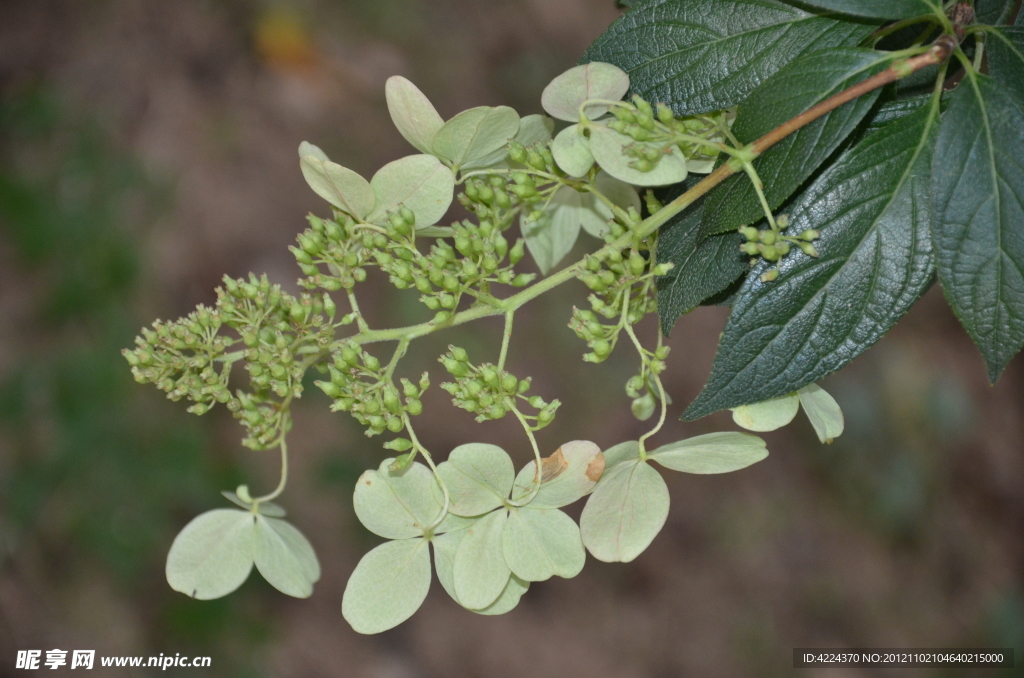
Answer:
xmin=730 ymin=393 xmax=799 ymax=432
xmin=436 ymin=443 xmax=514 ymax=516
xmin=472 ymin=114 xmax=555 ymax=171
xmin=686 ymin=156 xmax=718 ymax=174
xmin=436 ymin=510 xmax=478 ymax=534
xmin=431 ymin=106 xmax=521 ymax=169
xmin=541 ymin=62 xmax=630 ymax=122
xmin=166 ymin=509 xmax=255 ymax=600
xmin=515 ymin=114 xmax=555 ymax=146
xmin=299 ymin=156 xmax=374 ymax=219
xmin=650 ymin=432 xmax=768 ymax=474
xmin=588 ymin=124 xmax=688 ymax=186
xmin=253 ymin=516 xmax=321 ymax=598
xmin=502 ymin=507 xmax=585 ymax=581
xmin=353 ymin=459 xmax=443 ymax=539
xmin=453 ymin=509 xmax=511 ymax=610
xmin=580 ymin=460 xmax=668 ymax=563
xmin=434 ymin=530 xmax=529 ymax=615
xmin=431 ymin=530 xmax=464 ymax=603
xmin=342 ymin=538 xmax=431 ymax=634
xmin=602 ymin=440 xmax=640 ymax=471
xmin=256 ymin=502 xmax=287 ymax=518
xmin=366 ymin=154 xmax=454 ymax=228
xmin=552 ymin=124 xmax=595 ymax=177
xmin=521 ymin=186 xmax=583 ymax=275
xmin=797 ymin=384 xmax=845 ymax=443
xmin=297 ymin=141 xmax=329 ymax=162
xmin=583 ymin=172 xmax=641 ymax=238
xmin=221 ymin=489 xmax=250 ymax=510
xmin=385 ymin=76 xmax=445 ymax=154
xmin=511 ymin=440 xmax=605 ymax=508
xmin=472 ymin=573 xmax=529 ymax=616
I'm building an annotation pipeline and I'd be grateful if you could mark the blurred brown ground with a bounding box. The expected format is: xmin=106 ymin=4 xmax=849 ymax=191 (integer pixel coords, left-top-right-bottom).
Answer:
xmin=1 ymin=1 xmax=1023 ymax=676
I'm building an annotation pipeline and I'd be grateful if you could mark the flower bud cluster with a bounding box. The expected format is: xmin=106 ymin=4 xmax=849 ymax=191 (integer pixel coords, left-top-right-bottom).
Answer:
xmin=315 ymin=343 xmax=428 ymax=437
xmin=126 ymin=273 xmax=334 ymax=449
xmin=403 ymin=219 xmax=533 ymax=322
xmin=603 ymin=95 xmax=726 ymax=170
xmin=438 ymin=346 xmax=558 ymax=427
xmin=292 ymin=212 xmax=371 ymax=292
xmin=623 ymin=349 xmax=671 ymax=420
xmin=577 ymin=242 xmax=665 ymax=323
xmin=123 ymin=304 xmax=233 ymax=414
xmin=738 ymin=222 xmax=820 ymax=277
xmin=568 ymin=307 xmax=623 ymax=363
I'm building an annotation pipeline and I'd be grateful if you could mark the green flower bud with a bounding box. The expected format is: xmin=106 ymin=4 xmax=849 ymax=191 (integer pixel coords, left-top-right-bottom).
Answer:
xmin=383 ymin=390 xmax=401 ymax=414
xmin=290 ymin=245 xmax=313 ymax=265
xmin=800 ymin=229 xmax=820 ymax=241
xmin=379 ymin=449 xmax=410 ymax=470
xmin=652 ymin=263 xmax=674 ymax=276
xmin=631 ymin=392 xmax=657 ymax=421
xmin=299 ymin=234 xmax=321 ymax=255
xmin=760 ymin=268 xmax=779 ymax=282
xmin=494 ymin=188 xmax=511 ymax=210
xmin=775 ymin=241 xmax=791 ymax=256
xmin=500 ymin=373 xmax=518 ymax=392
xmin=742 ymin=242 xmax=760 ymax=256
xmin=386 ymin=415 xmax=404 ymax=432
xmin=527 ymin=149 xmax=547 ymax=171
xmin=761 ymin=244 xmax=779 ymax=261
xmin=399 ymin=206 xmax=416 ymax=227
xmin=405 ymin=398 xmax=423 ymax=416
xmin=385 ymin=437 xmax=413 ymax=452
xmin=511 ymin=273 xmax=534 ymax=287
xmin=759 ymin=229 xmax=776 ymax=245
xmin=325 ymin=221 xmax=344 ymax=242
xmin=364 ymin=355 xmax=381 ymax=371
xmin=316 ymin=380 xmax=343 ymax=398
xmin=592 ymin=339 xmax=611 ymax=358
xmin=509 ymin=142 xmax=528 ymax=165
xmin=656 ymin=102 xmax=674 ymax=125
xmin=740 ymin=226 xmax=759 ymax=241
xmin=629 ymin=250 xmax=646 ymax=276
xmin=509 ymin=239 xmax=525 ymax=265
xmin=799 ymin=241 xmax=819 ymax=257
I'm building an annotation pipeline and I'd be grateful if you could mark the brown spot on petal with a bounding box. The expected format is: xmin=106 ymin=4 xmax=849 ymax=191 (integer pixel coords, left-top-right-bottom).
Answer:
xmin=585 ymin=453 xmax=606 ymax=482
xmin=540 ymin=448 xmax=569 ymax=482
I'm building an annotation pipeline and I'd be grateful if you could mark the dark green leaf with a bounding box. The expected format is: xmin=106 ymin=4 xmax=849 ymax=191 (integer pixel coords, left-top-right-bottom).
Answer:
xmin=792 ymin=0 xmax=938 ymax=20
xmin=685 ymin=96 xmax=939 ymax=419
xmin=975 ymin=0 xmax=1016 ymax=25
xmin=581 ymin=0 xmax=875 ymax=116
xmin=986 ymin=28 xmax=1024 ymax=102
xmin=656 ymin=195 xmax=746 ymax=336
xmin=931 ymin=74 xmax=1024 ymax=381
xmin=701 ymin=48 xmax=893 ymax=237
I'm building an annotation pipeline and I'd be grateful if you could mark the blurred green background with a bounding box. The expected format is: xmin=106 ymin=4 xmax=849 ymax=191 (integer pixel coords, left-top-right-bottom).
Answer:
xmin=1 ymin=0 xmax=1022 ymax=676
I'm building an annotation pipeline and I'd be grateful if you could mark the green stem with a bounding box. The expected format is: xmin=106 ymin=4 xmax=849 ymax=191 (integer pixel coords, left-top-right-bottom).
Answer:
xmin=507 ymin=406 xmax=543 ymax=507
xmin=497 ymin=311 xmax=514 ymax=371
xmin=252 ymin=432 xmax=289 ymax=506
xmin=347 ymin=290 xmax=370 ymax=333
xmin=384 ymin=337 xmax=410 ymax=381
xmin=741 ymin=161 xmax=778 ymax=231
xmin=403 ymin=412 xmax=451 ymax=533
